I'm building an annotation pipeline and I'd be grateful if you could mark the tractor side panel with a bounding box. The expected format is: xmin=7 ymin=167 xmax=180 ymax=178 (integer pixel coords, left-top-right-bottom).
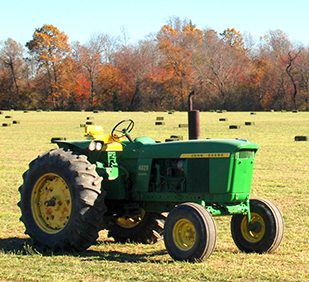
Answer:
xmin=186 ymin=159 xmax=210 ymax=193
xmin=209 ymin=157 xmax=233 ymax=194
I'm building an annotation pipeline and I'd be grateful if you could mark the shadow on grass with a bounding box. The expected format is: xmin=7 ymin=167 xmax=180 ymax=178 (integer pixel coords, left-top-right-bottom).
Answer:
xmin=0 ymin=237 xmax=169 ymax=263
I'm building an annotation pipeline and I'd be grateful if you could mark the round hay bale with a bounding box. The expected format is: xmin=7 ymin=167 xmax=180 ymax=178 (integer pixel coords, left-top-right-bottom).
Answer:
xmin=250 ymin=112 xmax=256 ymax=115
xmin=0 ymin=111 xmax=3 ymax=114
xmin=2 ymin=123 xmax=11 ymax=127
xmin=229 ymin=125 xmax=240 ymax=129
xmin=86 ymin=116 xmax=94 ymax=120
xmin=292 ymin=110 xmax=298 ymax=113
xmin=294 ymin=136 xmax=308 ymax=141
xmin=85 ymin=121 xmax=94 ymax=125
xmin=219 ymin=118 xmax=227 ymax=121
xmin=93 ymin=110 xmax=99 ymax=113
xmin=12 ymin=120 xmax=20 ymax=124
xmin=5 ymin=115 xmax=12 ymax=118
xmin=156 ymin=116 xmax=164 ymax=121
xmin=155 ymin=121 xmax=165 ymax=125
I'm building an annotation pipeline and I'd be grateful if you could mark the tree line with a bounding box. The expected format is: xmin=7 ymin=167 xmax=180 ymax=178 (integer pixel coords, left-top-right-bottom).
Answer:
xmin=0 ymin=18 xmax=308 ymax=111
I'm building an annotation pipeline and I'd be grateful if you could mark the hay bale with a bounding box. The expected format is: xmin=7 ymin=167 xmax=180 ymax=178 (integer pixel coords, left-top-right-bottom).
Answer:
xmin=219 ymin=118 xmax=227 ymax=121
xmin=80 ymin=124 xmax=85 ymax=127
xmin=170 ymin=135 xmax=183 ymax=140
xmin=12 ymin=120 xmax=20 ymax=124
xmin=178 ymin=124 xmax=188 ymax=128
xmin=156 ymin=116 xmax=164 ymax=121
xmin=166 ymin=136 xmax=182 ymax=141
xmin=5 ymin=115 xmax=12 ymax=118
xmin=85 ymin=121 xmax=94 ymax=125
xmin=51 ymin=137 xmax=66 ymax=143
xmin=0 ymin=111 xmax=3 ymax=114
xmin=292 ymin=110 xmax=298 ymax=113
xmin=168 ymin=111 xmax=174 ymax=114
xmin=2 ymin=123 xmax=11 ymax=127
xmin=86 ymin=116 xmax=94 ymax=120
xmin=229 ymin=125 xmax=240 ymax=129
xmin=93 ymin=110 xmax=99 ymax=113
xmin=245 ymin=121 xmax=255 ymax=126
xmin=294 ymin=136 xmax=308 ymax=141
xmin=250 ymin=112 xmax=256 ymax=115
xmin=155 ymin=121 xmax=165 ymax=125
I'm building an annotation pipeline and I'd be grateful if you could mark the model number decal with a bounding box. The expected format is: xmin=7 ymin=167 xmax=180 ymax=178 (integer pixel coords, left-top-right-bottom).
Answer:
xmin=180 ymin=153 xmax=230 ymax=158
xmin=138 ymin=165 xmax=149 ymax=171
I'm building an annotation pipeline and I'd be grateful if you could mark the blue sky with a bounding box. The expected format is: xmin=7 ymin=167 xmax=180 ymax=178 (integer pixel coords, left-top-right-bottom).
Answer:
xmin=1 ymin=0 xmax=309 ymax=46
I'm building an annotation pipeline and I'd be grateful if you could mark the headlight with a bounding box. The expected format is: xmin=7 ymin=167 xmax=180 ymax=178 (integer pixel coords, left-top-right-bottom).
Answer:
xmin=95 ymin=141 xmax=103 ymax=151
xmin=88 ymin=141 xmax=104 ymax=151
xmin=88 ymin=141 xmax=96 ymax=151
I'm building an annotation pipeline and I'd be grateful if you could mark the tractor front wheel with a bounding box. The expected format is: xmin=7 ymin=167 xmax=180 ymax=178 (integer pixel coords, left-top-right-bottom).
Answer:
xmin=18 ymin=148 xmax=106 ymax=252
xmin=108 ymin=209 xmax=166 ymax=244
xmin=231 ymin=198 xmax=284 ymax=253
xmin=164 ymin=202 xmax=216 ymax=262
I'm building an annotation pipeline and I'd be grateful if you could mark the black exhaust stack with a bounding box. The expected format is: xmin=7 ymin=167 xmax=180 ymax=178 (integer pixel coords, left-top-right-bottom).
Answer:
xmin=188 ymin=91 xmax=200 ymax=140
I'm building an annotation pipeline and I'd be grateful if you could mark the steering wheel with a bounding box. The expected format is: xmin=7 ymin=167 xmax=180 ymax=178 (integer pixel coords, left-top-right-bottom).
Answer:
xmin=111 ymin=119 xmax=135 ymax=142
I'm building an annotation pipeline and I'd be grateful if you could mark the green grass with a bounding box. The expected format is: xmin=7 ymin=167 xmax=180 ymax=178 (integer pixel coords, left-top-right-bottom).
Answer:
xmin=0 ymin=110 xmax=308 ymax=281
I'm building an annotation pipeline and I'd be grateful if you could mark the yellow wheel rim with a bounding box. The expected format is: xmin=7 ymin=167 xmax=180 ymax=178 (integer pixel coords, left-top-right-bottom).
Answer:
xmin=241 ymin=212 xmax=266 ymax=243
xmin=173 ymin=219 xmax=196 ymax=251
xmin=31 ymin=173 xmax=72 ymax=234
xmin=116 ymin=209 xmax=145 ymax=229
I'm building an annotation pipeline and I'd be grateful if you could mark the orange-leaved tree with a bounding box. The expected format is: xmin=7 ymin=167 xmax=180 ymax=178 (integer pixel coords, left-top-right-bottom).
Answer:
xmin=156 ymin=18 xmax=202 ymax=109
xmin=26 ymin=24 xmax=71 ymax=109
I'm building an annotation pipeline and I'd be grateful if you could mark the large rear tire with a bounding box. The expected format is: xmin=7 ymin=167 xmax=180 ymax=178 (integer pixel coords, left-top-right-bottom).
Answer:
xmin=108 ymin=209 xmax=166 ymax=244
xmin=18 ymin=148 xmax=106 ymax=252
xmin=164 ymin=202 xmax=216 ymax=262
xmin=231 ymin=199 xmax=284 ymax=253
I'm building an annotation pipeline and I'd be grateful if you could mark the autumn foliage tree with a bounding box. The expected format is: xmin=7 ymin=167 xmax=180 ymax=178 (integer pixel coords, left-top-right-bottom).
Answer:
xmin=0 ymin=38 xmax=26 ymax=108
xmin=1 ymin=20 xmax=309 ymax=111
xmin=156 ymin=19 xmax=202 ymax=109
xmin=26 ymin=24 xmax=71 ymax=109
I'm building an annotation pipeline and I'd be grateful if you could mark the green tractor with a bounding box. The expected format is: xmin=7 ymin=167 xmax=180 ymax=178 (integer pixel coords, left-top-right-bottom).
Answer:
xmin=18 ymin=104 xmax=284 ymax=262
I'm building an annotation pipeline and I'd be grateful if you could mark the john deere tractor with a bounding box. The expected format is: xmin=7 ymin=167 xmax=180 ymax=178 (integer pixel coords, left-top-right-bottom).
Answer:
xmin=18 ymin=102 xmax=284 ymax=262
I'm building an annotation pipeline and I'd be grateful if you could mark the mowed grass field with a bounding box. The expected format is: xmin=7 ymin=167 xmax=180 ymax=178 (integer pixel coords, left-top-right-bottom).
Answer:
xmin=0 ymin=110 xmax=308 ymax=281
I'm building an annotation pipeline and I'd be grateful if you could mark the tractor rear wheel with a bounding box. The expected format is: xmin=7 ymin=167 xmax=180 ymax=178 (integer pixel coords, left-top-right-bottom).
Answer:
xmin=18 ymin=148 xmax=106 ymax=252
xmin=164 ymin=202 xmax=216 ymax=262
xmin=108 ymin=209 xmax=166 ymax=244
xmin=231 ymin=199 xmax=284 ymax=253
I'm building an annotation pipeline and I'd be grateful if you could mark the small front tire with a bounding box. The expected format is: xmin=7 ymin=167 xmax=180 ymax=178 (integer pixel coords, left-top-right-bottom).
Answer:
xmin=231 ymin=199 xmax=284 ymax=253
xmin=164 ymin=202 xmax=216 ymax=262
